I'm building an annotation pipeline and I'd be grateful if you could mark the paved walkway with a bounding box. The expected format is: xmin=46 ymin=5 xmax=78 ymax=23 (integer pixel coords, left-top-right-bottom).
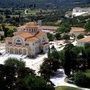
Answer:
xmin=50 ymin=69 xmax=90 ymax=90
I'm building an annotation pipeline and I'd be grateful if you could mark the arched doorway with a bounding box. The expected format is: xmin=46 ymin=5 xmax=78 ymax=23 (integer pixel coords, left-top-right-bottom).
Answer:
xmin=19 ymin=49 xmax=22 ymax=54
xmin=15 ymin=48 xmax=18 ymax=54
xmin=23 ymin=49 xmax=26 ymax=55
xmin=10 ymin=48 xmax=13 ymax=54
xmin=6 ymin=48 xmax=9 ymax=53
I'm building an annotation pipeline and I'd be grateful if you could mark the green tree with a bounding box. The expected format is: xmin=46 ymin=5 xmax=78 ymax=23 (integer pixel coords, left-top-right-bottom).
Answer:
xmin=74 ymin=71 xmax=89 ymax=87
xmin=4 ymin=58 xmax=25 ymax=69
xmin=17 ymin=67 xmax=35 ymax=79
xmin=55 ymin=33 xmax=61 ymax=40
xmin=1 ymin=57 xmax=54 ymax=90
xmin=64 ymin=44 xmax=77 ymax=76
xmin=77 ymin=34 xmax=84 ymax=39
xmin=0 ymin=58 xmax=36 ymax=90
xmin=40 ymin=58 xmax=60 ymax=79
xmin=57 ymin=23 xmax=71 ymax=33
xmin=24 ymin=75 xmax=54 ymax=90
xmin=59 ymin=50 xmax=65 ymax=66
xmin=0 ymin=63 xmax=51 ymax=90
xmin=49 ymin=46 xmax=60 ymax=60
xmin=47 ymin=33 xmax=54 ymax=41
xmin=85 ymin=20 xmax=90 ymax=32
xmin=62 ymin=34 xmax=70 ymax=40
xmin=7 ymin=29 xmax=14 ymax=37
xmin=85 ymin=47 xmax=90 ymax=68
xmin=0 ymin=64 xmax=16 ymax=90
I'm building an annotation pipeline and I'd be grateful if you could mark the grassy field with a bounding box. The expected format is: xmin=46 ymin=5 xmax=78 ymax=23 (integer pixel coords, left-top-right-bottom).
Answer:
xmin=0 ymin=24 xmax=16 ymax=30
xmin=55 ymin=86 xmax=81 ymax=90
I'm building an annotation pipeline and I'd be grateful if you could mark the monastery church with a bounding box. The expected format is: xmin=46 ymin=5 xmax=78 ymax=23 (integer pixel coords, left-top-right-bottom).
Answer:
xmin=5 ymin=22 xmax=49 ymax=57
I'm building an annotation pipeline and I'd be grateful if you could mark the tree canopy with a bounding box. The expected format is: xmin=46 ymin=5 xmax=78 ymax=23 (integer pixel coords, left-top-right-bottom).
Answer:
xmin=0 ymin=58 xmax=55 ymax=90
xmin=85 ymin=19 xmax=90 ymax=32
xmin=40 ymin=58 xmax=60 ymax=79
xmin=4 ymin=58 xmax=25 ymax=69
xmin=57 ymin=23 xmax=71 ymax=33
xmin=24 ymin=75 xmax=54 ymax=90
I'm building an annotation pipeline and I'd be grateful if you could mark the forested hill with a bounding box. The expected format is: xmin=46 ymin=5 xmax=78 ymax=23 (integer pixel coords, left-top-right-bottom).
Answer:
xmin=0 ymin=0 xmax=90 ymax=9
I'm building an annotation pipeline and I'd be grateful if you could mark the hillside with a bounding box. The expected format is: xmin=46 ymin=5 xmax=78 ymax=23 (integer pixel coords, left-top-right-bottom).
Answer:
xmin=0 ymin=0 xmax=90 ymax=9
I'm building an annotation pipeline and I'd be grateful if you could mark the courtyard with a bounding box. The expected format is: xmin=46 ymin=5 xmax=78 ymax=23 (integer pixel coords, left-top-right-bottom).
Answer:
xmin=0 ymin=40 xmax=77 ymax=74
xmin=0 ymin=41 xmax=89 ymax=90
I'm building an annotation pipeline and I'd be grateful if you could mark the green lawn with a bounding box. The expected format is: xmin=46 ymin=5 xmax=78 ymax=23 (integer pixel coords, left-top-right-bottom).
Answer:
xmin=55 ymin=86 xmax=81 ymax=90
xmin=84 ymin=69 xmax=90 ymax=78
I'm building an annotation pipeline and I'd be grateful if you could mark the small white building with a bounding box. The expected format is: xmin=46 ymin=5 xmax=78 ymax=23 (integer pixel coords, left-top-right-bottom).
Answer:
xmin=0 ymin=31 xmax=4 ymax=36
xmin=0 ymin=31 xmax=4 ymax=39
xmin=77 ymin=36 xmax=90 ymax=46
xmin=5 ymin=22 xmax=49 ymax=57
xmin=39 ymin=26 xmax=58 ymax=34
xmin=72 ymin=7 xmax=90 ymax=17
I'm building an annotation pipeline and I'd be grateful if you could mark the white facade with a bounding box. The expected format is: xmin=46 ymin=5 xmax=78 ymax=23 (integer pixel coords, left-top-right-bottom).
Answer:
xmin=39 ymin=26 xmax=58 ymax=34
xmin=0 ymin=31 xmax=4 ymax=36
xmin=72 ymin=7 xmax=90 ymax=17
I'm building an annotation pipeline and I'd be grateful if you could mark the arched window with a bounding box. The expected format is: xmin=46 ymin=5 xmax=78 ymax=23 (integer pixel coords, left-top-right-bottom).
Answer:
xmin=15 ymin=38 xmax=23 ymax=45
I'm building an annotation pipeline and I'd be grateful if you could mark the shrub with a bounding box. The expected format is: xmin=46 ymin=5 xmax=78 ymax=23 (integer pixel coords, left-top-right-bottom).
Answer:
xmin=77 ymin=34 xmax=84 ymax=39
xmin=62 ymin=34 xmax=70 ymax=40
xmin=47 ymin=33 xmax=54 ymax=41
xmin=74 ymin=71 xmax=90 ymax=88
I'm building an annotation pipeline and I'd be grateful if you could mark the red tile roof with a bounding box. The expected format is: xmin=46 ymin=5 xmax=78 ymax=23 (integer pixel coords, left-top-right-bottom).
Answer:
xmin=78 ymin=36 xmax=90 ymax=43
